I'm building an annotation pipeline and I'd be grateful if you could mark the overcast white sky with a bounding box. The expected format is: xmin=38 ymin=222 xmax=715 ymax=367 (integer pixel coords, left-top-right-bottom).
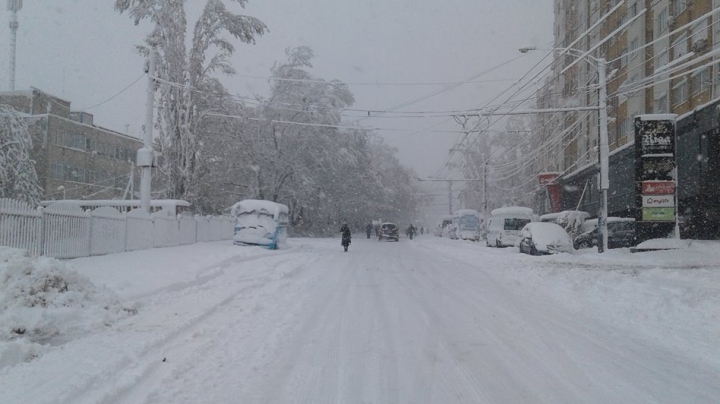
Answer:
xmin=0 ymin=0 xmax=554 ymax=219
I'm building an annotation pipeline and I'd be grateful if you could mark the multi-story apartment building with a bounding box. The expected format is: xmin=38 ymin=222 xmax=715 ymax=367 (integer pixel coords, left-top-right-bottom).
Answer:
xmin=535 ymin=0 xmax=720 ymax=238
xmin=0 ymin=87 xmax=141 ymax=201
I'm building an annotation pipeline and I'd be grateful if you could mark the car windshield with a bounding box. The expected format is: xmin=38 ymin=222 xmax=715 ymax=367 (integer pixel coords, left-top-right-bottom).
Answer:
xmin=504 ymin=218 xmax=531 ymax=231
xmin=3 ymin=2 xmax=718 ymax=403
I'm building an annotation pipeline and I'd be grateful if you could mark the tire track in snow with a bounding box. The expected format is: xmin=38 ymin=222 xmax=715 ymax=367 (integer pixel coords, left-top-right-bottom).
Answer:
xmin=43 ymin=250 xmax=316 ymax=404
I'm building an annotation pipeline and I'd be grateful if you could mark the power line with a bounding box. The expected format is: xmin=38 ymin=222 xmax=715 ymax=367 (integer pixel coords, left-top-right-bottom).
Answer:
xmin=234 ymin=73 xmax=520 ymax=87
xmin=80 ymin=74 xmax=145 ymax=110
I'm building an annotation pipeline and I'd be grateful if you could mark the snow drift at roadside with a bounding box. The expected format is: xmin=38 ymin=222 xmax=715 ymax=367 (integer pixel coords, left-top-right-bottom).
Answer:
xmin=0 ymin=247 xmax=135 ymax=368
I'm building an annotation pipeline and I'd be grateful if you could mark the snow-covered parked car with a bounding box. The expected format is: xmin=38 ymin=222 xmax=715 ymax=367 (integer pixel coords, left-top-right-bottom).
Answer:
xmin=573 ymin=217 xmax=636 ymax=250
xmin=518 ymin=222 xmax=573 ymax=255
xmin=230 ymin=199 xmax=289 ymax=249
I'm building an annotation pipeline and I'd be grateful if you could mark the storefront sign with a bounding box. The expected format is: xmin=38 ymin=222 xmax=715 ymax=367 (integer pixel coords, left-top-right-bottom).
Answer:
xmin=642 ymin=207 xmax=675 ymax=221
xmin=638 ymin=119 xmax=675 ymax=154
xmin=642 ymin=195 xmax=674 ymax=208
xmin=635 ymin=115 xmax=678 ymax=240
xmin=641 ymin=181 xmax=674 ymax=194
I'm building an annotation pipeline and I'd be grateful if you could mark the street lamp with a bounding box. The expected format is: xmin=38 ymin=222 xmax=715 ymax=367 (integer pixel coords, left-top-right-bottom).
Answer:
xmin=520 ymin=46 xmax=610 ymax=252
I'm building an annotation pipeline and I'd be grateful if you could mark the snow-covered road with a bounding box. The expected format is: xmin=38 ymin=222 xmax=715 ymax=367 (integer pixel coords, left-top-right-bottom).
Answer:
xmin=2 ymin=237 xmax=719 ymax=403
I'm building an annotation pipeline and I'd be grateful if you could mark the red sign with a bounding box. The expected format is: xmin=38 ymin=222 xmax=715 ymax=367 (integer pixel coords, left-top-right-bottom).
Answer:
xmin=538 ymin=172 xmax=559 ymax=185
xmin=642 ymin=181 xmax=674 ymax=195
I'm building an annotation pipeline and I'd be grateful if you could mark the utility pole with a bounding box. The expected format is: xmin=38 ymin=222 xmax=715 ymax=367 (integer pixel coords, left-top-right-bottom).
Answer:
xmin=483 ymin=160 xmax=488 ymax=217
xmin=447 ymin=181 xmax=453 ymax=215
xmin=138 ymin=48 xmax=156 ymax=213
xmin=597 ymin=57 xmax=609 ymax=253
xmin=7 ymin=0 xmax=21 ymax=90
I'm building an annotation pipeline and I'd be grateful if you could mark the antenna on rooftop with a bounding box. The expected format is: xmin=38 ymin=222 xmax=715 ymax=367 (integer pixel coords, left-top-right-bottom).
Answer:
xmin=7 ymin=0 xmax=22 ymax=91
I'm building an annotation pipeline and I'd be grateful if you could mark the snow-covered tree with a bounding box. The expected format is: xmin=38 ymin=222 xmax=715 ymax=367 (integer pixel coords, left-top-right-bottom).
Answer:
xmin=0 ymin=105 xmax=42 ymax=205
xmin=115 ymin=0 xmax=266 ymax=201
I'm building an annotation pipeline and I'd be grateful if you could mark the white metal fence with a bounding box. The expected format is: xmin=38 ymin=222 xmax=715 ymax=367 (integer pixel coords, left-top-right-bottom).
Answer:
xmin=0 ymin=198 xmax=234 ymax=259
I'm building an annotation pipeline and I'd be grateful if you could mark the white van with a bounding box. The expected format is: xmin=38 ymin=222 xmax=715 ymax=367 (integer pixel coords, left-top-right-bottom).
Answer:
xmin=486 ymin=206 xmax=535 ymax=248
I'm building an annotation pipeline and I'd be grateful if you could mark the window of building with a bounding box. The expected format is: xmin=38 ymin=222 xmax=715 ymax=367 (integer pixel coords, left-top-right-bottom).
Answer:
xmin=671 ymin=33 xmax=688 ymax=61
xmin=62 ymin=132 xmax=86 ymax=151
xmin=657 ymin=8 xmax=668 ymax=33
xmin=691 ymin=18 xmax=708 ymax=41
xmin=630 ymin=1 xmax=638 ymax=16
xmin=620 ymin=47 xmax=628 ymax=68
xmin=618 ymin=118 xmax=630 ymax=142
xmin=655 ymin=92 xmax=668 ymax=113
xmin=672 ymin=79 xmax=688 ymax=107
xmin=672 ymin=0 xmax=685 ymax=17
xmin=49 ymin=163 xmax=63 ymax=180
xmin=691 ymin=67 xmax=712 ymax=95
xmin=655 ymin=47 xmax=669 ymax=70
xmin=630 ymin=37 xmax=639 ymax=60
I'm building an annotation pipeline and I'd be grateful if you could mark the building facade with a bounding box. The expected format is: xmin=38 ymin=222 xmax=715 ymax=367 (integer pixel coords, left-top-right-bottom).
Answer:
xmin=0 ymin=87 xmax=141 ymax=201
xmin=534 ymin=0 xmax=720 ymax=239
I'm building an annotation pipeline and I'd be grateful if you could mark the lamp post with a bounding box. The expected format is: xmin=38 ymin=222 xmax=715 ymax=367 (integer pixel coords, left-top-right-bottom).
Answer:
xmin=519 ymin=46 xmax=609 ymax=252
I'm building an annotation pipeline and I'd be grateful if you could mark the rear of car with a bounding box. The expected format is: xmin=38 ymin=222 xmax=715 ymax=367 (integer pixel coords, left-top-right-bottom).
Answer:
xmin=518 ymin=222 xmax=573 ymax=255
xmin=378 ymin=223 xmax=400 ymax=241
xmin=573 ymin=218 xmax=636 ymax=249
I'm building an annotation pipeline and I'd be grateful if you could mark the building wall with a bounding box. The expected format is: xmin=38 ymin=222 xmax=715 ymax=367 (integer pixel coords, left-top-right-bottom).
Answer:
xmin=538 ymin=0 xmax=720 ymax=223
xmin=1 ymin=89 xmax=141 ymax=201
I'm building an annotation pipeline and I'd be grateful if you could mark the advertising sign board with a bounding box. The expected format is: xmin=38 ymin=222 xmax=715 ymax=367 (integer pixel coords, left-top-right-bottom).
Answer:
xmin=641 ymin=181 xmax=674 ymax=194
xmin=642 ymin=195 xmax=674 ymax=208
xmin=639 ymin=119 xmax=674 ymax=155
xmin=642 ymin=207 xmax=675 ymax=221
xmin=634 ymin=115 xmax=678 ymax=242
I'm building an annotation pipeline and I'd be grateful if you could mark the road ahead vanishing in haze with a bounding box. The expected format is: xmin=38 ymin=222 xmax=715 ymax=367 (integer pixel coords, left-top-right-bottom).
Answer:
xmin=3 ymin=237 xmax=719 ymax=404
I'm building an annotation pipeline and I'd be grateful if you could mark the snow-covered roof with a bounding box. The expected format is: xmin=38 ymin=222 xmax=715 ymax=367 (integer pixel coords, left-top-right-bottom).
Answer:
xmin=490 ymin=206 xmax=534 ymax=217
xmin=230 ymin=199 xmax=288 ymax=217
xmin=40 ymin=199 xmax=190 ymax=208
xmin=540 ymin=210 xmax=590 ymax=221
xmin=636 ymin=114 xmax=678 ymax=121
xmin=454 ymin=209 xmax=479 ymax=217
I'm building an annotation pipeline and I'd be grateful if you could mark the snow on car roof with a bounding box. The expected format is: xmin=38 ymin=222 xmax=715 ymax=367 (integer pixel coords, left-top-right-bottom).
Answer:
xmin=584 ymin=217 xmax=635 ymax=226
xmin=539 ymin=210 xmax=590 ymax=221
xmin=454 ymin=209 xmax=479 ymax=217
xmin=230 ymin=199 xmax=289 ymax=217
xmin=490 ymin=206 xmax=534 ymax=216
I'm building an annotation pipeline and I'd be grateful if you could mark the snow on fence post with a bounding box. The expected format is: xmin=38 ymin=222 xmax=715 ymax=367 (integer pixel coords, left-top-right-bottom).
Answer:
xmin=43 ymin=202 xmax=91 ymax=258
xmin=125 ymin=209 xmax=153 ymax=251
xmin=89 ymin=207 xmax=126 ymax=256
xmin=0 ymin=198 xmax=42 ymax=255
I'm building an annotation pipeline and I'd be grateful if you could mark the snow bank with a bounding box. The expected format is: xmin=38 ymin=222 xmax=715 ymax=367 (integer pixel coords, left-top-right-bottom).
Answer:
xmin=0 ymin=247 xmax=134 ymax=369
xmin=506 ymin=245 xmax=720 ymax=366
xmin=635 ymin=238 xmax=691 ymax=250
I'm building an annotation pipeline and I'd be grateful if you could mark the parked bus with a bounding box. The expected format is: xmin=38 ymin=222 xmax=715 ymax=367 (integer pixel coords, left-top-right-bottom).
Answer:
xmin=452 ymin=209 xmax=481 ymax=241
xmin=229 ymin=199 xmax=289 ymax=249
